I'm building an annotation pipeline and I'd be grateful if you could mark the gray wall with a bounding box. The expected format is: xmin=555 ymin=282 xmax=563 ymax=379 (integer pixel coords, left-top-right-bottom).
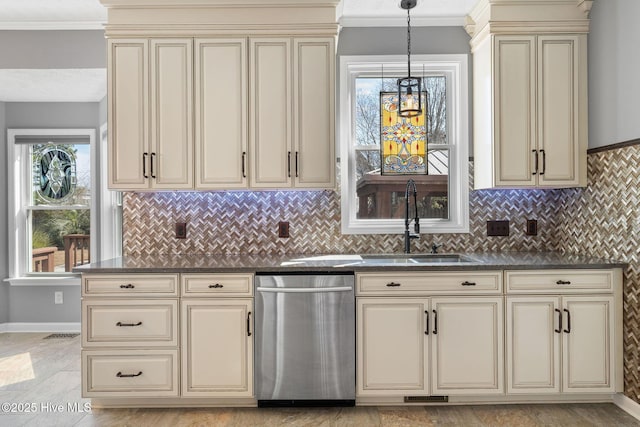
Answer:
xmin=337 ymin=26 xmax=471 ymax=55
xmin=588 ymin=0 xmax=640 ymax=147
xmin=0 ymin=30 xmax=106 ymax=69
xmin=0 ymin=101 xmax=8 ymax=324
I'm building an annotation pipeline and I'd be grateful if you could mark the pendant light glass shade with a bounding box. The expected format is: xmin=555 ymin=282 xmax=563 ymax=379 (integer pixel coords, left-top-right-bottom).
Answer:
xmin=398 ymin=0 xmax=422 ymax=118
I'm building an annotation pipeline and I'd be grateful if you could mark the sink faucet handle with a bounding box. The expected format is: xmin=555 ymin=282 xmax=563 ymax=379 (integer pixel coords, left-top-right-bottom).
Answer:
xmin=431 ymin=243 xmax=442 ymax=254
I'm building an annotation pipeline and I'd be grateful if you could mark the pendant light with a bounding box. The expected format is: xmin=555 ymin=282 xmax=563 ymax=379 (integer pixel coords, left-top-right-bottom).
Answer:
xmin=397 ymin=0 xmax=422 ymax=118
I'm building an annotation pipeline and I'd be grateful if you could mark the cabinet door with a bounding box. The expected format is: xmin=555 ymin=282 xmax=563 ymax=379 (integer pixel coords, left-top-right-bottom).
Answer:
xmin=181 ymin=299 xmax=253 ymax=397
xmin=357 ymin=298 xmax=429 ymax=396
xmin=150 ymin=39 xmax=193 ymax=189
xmin=506 ymin=296 xmax=561 ymax=394
xmin=431 ymin=297 xmax=503 ymax=395
xmin=537 ymin=35 xmax=581 ymax=186
xmin=293 ymin=38 xmax=335 ymax=188
xmin=563 ymin=296 xmax=615 ymax=393
xmin=195 ymin=38 xmax=248 ymax=189
xmin=494 ymin=35 xmax=536 ymax=186
xmin=249 ymin=38 xmax=292 ymax=188
xmin=108 ymin=39 xmax=149 ymax=189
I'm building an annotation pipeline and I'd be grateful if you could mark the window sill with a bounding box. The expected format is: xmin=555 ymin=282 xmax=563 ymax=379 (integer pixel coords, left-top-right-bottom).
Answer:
xmin=4 ymin=276 xmax=81 ymax=287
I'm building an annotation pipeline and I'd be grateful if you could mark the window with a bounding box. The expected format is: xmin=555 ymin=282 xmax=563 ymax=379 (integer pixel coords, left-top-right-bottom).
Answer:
xmin=7 ymin=128 xmax=114 ymax=285
xmin=339 ymin=55 xmax=469 ymax=234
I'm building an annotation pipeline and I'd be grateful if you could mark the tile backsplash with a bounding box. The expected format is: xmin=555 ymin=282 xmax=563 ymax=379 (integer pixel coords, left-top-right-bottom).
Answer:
xmin=123 ymin=145 xmax=640 ymax=403
xmin=122 ymin=163 xmax=564 ymax=256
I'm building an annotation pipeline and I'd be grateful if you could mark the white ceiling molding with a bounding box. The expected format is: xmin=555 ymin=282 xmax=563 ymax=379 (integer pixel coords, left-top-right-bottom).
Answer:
xmin=0 ymin=0 xmax=106 ymax=30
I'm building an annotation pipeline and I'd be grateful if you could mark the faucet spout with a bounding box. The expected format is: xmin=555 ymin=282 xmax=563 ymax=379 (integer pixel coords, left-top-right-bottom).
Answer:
xmin=404 ymin=179 xmax=420 ymax=253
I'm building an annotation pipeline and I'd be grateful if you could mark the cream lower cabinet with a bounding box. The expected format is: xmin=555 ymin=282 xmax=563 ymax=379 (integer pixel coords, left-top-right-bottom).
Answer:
xmin=506 ymin=269 xmax=622 ymax=395
xmin=81 ymin=274 xmax=180 ymax=397
xmin=356 ymin=271 xmax=505 ymax=399
xmin=180 ymin=274 xmax=254 ymax=397
xmin=507 ymin=296 xmax=615 ymax=394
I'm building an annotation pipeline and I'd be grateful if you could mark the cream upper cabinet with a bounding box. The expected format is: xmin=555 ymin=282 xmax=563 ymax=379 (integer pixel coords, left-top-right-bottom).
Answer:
xmin=195 ymin=38 xmax=248 ymax=189
xmin=250 ymin=37 xmax=335 ymax=189
xmin=249 ymin=38 xmax=292 ymax=188
xmin=293 ymin=38 xmax=335 ymax=188
xmin=474 ymin=33 xmax=587 ymax=189
xmin=108 ymin=38 xmax=193 ymax=189
xmin=107 ymin=39 xmax=149 ymax=189
xmin=150 ymin=39 xmax=194 ymax=189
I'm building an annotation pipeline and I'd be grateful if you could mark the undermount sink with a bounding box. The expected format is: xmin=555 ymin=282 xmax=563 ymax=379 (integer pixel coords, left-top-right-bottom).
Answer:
xmin=360 ymin=254 xmax=476 ymax=265
xmin=282 ymin=253 xmax=478 ymax=267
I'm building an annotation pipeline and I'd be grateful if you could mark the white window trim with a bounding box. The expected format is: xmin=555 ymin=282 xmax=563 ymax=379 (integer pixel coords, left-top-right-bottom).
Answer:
xmin=99 ymin=122 xmax=122 ymax=261
xmin=339 ymin=54 xmax=469 ymax=234
xmin=6 ymin=128 xmax=97 ymax=286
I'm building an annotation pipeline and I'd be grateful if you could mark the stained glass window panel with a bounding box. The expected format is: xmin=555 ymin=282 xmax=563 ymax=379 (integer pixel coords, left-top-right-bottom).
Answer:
xmin=380 ymin=91 xmax=427 ymax=175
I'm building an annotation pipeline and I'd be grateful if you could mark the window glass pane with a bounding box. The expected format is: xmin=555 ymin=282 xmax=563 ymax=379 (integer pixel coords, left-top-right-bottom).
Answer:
xmin=30 ymin=209 xmax=91 ymax=273
xmin=29 ymin=142 xmax=91 ymax=273
xmin=354 ymin=76 xmax=449 ymax=221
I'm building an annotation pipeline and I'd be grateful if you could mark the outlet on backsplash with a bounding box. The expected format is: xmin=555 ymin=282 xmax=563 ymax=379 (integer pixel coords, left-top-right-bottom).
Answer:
xmin=487 ymin=220 xmax=509 ymax=236
xmin=175 ymin=222 xmax=187 ymax=239
xmin=526 ymin=219 xmax=538 ymax=236
xmin=278 ymin=221 xmax=290 ymax=238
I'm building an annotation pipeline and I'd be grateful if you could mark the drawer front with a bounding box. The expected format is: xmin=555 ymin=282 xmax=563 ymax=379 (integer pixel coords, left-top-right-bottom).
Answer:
xmin=182 ymin=273 xmax=253 ymax=297
xmin=356 ymin=272 xmax=502 ymax=295
xmin=506 ymin=270 xmax=614 ymax=294
xmin=82 ymin=350 xmax=178 ymax=397
xmin=82 ymin=299 xmax=178 ymax=347
xmin=83 ymin=274 xmax=178 ymax=297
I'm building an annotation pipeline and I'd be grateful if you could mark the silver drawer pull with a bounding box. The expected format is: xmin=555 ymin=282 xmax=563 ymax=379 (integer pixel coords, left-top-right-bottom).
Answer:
xmin=120 ymin=284 xmax=135 ymax=289
xmin=116 ymin=321 xmax=142 ymax=327
xmin=116 ymin=371 xmax=142 ymax=378
xmin=461 ymin=281 xmax=476 ymax=286
xmin=208 ymin=283 xmax=224 ymax=289
xmin=386 ymin=282 xmax=401 ymax=287
xmin=556 ymin=280 xmax=571 ymax=285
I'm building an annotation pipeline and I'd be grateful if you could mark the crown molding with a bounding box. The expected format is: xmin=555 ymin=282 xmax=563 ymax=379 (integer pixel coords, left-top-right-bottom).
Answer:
xmin=339 ymin=15 xmax=466 ymax=28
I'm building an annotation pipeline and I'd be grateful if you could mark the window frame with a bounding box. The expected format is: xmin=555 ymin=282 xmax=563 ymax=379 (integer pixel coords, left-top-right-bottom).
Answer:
xmin=7 ymin=128 xmax=98 ymax=285
xmin=339 ymin=54 xmax=469 ymax=234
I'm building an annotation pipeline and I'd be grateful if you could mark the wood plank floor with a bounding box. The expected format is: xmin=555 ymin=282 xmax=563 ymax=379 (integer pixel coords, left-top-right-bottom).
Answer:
xmin=0 ymin=333 xmax=638 ymax=427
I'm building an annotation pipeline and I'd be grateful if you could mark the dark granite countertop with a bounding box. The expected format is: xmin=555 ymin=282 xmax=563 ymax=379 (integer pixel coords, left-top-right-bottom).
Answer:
xmin=73 ymin=252 xmax=628 ymax=274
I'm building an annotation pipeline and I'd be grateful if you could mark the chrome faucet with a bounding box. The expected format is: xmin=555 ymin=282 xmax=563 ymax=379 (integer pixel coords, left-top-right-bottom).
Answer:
xmin=404 ymin=179 xmax=420 ymax=253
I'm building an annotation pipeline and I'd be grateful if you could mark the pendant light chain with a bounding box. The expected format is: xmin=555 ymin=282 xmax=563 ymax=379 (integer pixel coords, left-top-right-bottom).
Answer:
xmin=407 ymin=7 xmax=412 ymax=78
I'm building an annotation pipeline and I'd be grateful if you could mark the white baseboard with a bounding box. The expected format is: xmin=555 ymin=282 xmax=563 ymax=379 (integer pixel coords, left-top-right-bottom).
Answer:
xmin=614 ymin=393 xmax=640 ymax=421
xmin=0 ymin=322 xmax=80 ymax=333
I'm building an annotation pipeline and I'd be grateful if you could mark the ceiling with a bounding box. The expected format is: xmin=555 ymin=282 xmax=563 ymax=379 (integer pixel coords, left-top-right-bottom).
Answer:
xmin=0 ymin=0 xmax=476 ymax=102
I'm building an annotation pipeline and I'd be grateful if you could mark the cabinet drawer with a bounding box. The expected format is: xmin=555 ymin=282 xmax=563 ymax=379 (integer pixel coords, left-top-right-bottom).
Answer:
xmin=82 ymin=274 xmax=178 ymax=297
xmin=506 ymin=270 xmax=614 ymax=294
xmin=82 ymin=299 xmax=178 ymax=347
xmin=356 ymin=272 xmax=502 ymax=295
xmin=181 ymin=273 xmax=253 ymax=297
xmin=82 ymin=349 xmax=178 ymax=397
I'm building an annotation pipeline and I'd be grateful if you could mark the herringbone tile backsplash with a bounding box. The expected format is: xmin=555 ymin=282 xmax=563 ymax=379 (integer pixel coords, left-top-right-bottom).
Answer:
xmin=122 ymin=163 xmax=564 ymax=256
xmin=123 ymin=147 xmax=640 ymax=403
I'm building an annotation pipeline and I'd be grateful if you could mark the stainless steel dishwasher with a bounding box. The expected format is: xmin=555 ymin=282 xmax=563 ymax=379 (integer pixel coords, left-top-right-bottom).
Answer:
xmin=254 ymin=273 xmax=355 ymax=407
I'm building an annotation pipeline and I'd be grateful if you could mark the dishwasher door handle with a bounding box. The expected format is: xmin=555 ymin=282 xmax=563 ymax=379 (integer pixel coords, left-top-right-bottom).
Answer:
xmin=256 ymin=286 xmax=353 ymax=293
